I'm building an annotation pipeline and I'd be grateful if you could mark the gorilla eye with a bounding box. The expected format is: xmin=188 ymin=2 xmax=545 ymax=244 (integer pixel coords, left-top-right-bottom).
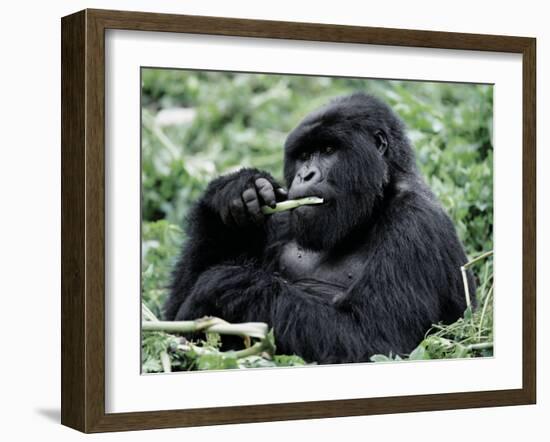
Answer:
xmin=299 ymin=151 xmax=311 ymax=161
xmin=322 ymin=146 xmax=335 ymax=155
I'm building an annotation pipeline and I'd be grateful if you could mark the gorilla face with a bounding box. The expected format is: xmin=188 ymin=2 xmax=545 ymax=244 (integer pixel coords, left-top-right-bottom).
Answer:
xmin=287 ymin=147 xmax=340 ymax=208
xmin=286 ymin=147 xmax=341 ymax=250
xmin=284 ymin=93 xmax=410 ymax=251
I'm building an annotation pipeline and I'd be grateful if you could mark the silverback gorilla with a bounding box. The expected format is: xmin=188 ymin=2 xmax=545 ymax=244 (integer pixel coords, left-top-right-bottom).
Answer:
xmin=164 ymin=93 xmax=475 ymax=364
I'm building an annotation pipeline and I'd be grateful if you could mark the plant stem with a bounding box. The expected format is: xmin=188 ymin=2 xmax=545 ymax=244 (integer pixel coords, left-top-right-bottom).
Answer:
xmin=461 ymin=250 xmax=494 ymax=310
xmin=463 ymin=250 xmax=494 ymax=270
xmin=142 ymin=319 xmax=268 ymax=339
xmin=142 ymin=303 xmax=158 ymax=322
xmin=479 ymin=259 xmax=491 ymax=300
xmin=261 ymin=197 xmax=323 ymax=214
xmin=233 ymin=341 xmax=266 ymax=358
xmin=461 ymin=266 xmax=472 ymax=310
xmin=160 ymin=351 xmax=171 ymax=373
xmin=478 ymin=283 xmax=494 ymax=341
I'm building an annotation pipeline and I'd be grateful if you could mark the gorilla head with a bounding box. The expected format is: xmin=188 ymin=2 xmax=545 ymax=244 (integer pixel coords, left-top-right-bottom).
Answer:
xmin=283 ymin=93 xmax=416 ymax=251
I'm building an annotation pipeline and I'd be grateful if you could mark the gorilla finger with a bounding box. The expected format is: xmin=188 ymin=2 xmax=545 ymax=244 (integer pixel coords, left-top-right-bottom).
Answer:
xmin=242 ymin=188 xmax=264 ymax=224
xmin=229 ymin=197 xmax=249 ymax=227
xmin=220 ymin=205 xmax=234 ymax=226
xmin=254 ymin=178 xmax=276 ymax=208
xmin=275 ymin=187 xmax=288 ymax=201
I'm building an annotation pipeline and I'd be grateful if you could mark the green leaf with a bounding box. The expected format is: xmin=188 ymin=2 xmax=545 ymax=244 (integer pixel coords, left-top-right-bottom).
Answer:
xmin=408 ymin=345 xmax=430 ymax=360
xmin=463 ymin=306 xmax=473 ymax=322
xmin=273 ymin=354 xmax=307 ymax=366
xmin=196 ymin=353 xmax=239 ymax=370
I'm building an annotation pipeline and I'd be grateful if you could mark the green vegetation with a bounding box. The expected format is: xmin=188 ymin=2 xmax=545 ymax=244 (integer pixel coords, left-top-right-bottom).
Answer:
xmin=141 ymin=69 xmax=493 ymax=371
xmin=142 ymin=304 xmax=306 ymax=372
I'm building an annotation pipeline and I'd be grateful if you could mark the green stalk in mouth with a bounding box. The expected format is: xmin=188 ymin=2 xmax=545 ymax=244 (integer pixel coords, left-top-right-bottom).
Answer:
xmin=261 ymin=197 xmax=324 ymax=215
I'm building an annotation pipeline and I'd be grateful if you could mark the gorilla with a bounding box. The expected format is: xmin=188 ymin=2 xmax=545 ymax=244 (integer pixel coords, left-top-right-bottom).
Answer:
xmin=163 ymin=93 xmax=474 ymax=364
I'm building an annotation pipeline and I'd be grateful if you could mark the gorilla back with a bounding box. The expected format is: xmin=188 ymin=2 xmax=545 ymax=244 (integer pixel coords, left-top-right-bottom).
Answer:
xmin=164 ymin=93 xmax=475 ymax=364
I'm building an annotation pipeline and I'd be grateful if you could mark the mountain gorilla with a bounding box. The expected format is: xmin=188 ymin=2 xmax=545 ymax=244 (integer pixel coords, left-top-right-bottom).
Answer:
xmin=164 ymin=93 xmax=474 ymax=364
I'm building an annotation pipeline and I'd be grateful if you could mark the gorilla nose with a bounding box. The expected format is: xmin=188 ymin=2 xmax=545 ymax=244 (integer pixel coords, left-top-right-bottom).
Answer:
xmin=302 ymin=170 xmax=318 ymax=182
xmin=297 ymin=165 xmax=322 ymax=183
xmin=289 ymin=167 xmax=322 ymax=198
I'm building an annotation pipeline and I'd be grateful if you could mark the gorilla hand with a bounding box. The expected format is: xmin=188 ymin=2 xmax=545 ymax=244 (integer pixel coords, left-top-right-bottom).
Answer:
xmin=206 ymin=168 xmax=287 ymax=228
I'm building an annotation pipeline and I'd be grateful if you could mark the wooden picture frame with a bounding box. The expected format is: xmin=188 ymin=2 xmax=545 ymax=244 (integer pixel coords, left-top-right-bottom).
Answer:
xmin=61 ymin=8 xmax=536 ymax=433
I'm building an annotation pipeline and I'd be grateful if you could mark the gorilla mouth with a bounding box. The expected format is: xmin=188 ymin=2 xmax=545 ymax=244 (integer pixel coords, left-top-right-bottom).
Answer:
xmin=293 ymin=196 xmax=328 ymax=210
xmin=291 ymin=197 xmax=331 ymax=218
xmin=287 ymin=190 xmax=326 ymax=200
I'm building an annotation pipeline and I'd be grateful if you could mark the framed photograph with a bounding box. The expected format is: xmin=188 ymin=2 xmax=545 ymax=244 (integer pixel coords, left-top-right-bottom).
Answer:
xmin=61 ymin=9 xmax=536 ymax=433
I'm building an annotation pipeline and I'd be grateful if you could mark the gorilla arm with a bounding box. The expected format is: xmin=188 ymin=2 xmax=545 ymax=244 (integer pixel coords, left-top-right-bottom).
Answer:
xmin=163 ymin=167 xmax=286 ymax=320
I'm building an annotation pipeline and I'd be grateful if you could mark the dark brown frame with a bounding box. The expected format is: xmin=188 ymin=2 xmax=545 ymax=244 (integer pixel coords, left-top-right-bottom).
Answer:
xmin=61 ymin=8 xmax=536 ymax=433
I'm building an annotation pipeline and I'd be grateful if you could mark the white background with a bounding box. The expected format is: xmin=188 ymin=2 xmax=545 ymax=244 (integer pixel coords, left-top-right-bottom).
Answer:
xmin=0 ymin=0 xmax=547 ymax=440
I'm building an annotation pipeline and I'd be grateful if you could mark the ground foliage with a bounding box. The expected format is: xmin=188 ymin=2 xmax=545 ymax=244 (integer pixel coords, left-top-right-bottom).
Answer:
xmin=141 ymin=69 xmax=493 ymax=371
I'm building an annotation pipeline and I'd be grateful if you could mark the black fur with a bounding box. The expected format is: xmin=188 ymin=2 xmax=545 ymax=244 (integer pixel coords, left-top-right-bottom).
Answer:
xmin=164 ymin=93 xmax=474 ymax=364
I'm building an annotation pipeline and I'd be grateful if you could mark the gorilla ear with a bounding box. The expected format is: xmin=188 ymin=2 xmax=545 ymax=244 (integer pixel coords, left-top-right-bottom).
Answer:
xmin=374 ymin=130 xmax=388 ymax=155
